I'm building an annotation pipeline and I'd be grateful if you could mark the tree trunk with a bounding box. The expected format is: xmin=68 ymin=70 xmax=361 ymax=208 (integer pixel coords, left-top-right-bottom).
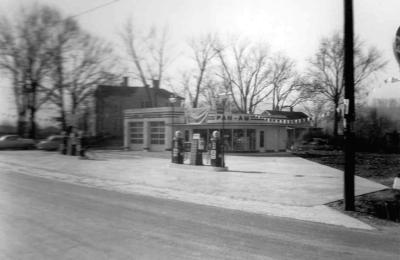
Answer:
xmin=71 ymin=93 xmax=79 ymax=128
xmin=59 ymin=109 xmax=67 ymax=131
xmin=17 ymin=113 xmax=26 ymax=137
xmin=193 ymin=67 xmax=206 ymax=108
xmin=272 ymin=84 xmax=276 ymax=110
xmin=56 ymin=51 xmax=67 ymax=131
xmin=128 ymin=41 xmax=153 ymax=107
xmin=28 ymin=107 xmax=36 ymax=139
xmin=14 ymin=77 xmax=27 ymax=137
xmin=313 ymin=116 xmax=318 ymax=128
xmin=28 ymin=81 xmax=38 ymax=139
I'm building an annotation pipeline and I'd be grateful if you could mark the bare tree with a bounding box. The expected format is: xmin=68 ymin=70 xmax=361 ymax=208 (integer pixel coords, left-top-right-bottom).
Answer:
xmin=186 ymin=33 xmax=218 ymax=108
xmin=195 ymin=78 xmax=227 ymax=110
xmin=0 ymin=16 xmax=25 ymax=135
xmin=0 ymin=4 xmax=60 ymax=138
xmin=46 ymin=28 xmax=119 ymax=129
xmin=180 ymin=72 xmax=223 ymax=110
xmin=215 ymin=39 xmax=273 ymax=114
xmin=302 ymin=99 xmax=329 ymax=128
xmin=45 ymin=15 xmax=80 ymax=130
xmin=180 ymin=72 xmax=194 ymax=105
xmin=120 ymin=19 xmax=172 ymax=107
xmin=269 ymin=54 xmax=309 ymax=110
xmin=64 ymin=35 xmax=119 ymax=119
xmin=307 ymin=32 xmax=386 ymax=137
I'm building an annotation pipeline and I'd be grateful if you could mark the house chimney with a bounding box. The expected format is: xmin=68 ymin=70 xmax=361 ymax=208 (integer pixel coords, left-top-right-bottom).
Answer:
xmin=152 ymin=79 xmax=160 ymax=89
xmin=290 ymin=106 xmax=293 ymax=112
xmin=122 ymin=77 xmax=129 ymax=87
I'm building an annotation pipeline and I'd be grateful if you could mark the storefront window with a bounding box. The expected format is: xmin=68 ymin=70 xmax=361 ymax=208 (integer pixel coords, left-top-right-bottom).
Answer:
xmin=222 ymin=129 xmax=233 ymax=152
xmin=233 ymin=129 xmax=245 ymax=151
xmin=193 ymin=129 xmax=208 ymax=140
xmin=260 ymin=130 xmax=264 ymax=148
xmin=184 ymin=130 xmax=190 ymax=142
xmin=187 ymin=128 xmax=257 ymax=151
xmin=232 ymin=129 xmax=256 ymax=151
xmin=129 ymin=122 xmax=143 ymax=144
xmin=247 ymin=129 xmax=256 ymax=151
xmin=150 ymin=121 xmax=165 ymax=144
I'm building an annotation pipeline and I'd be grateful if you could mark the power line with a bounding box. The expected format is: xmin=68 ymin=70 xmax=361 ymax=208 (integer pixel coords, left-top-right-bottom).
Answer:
xmin=70 ymin=0 xmax=120 ymax=19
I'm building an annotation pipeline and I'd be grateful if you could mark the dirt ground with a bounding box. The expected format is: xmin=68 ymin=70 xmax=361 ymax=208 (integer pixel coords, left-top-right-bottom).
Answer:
xmin=294 ymin=150 xmax=400 ymax=229
xmin=294 ymin=151 xmax=400 ymax=186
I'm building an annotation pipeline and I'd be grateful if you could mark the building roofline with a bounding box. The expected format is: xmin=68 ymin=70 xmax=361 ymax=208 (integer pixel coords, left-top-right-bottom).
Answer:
xmin=96 ymin=85 xmax=184 ymax=99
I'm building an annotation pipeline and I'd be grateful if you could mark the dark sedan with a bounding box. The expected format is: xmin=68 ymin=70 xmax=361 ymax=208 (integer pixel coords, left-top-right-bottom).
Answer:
xmin=36 ymin=135 xmax=64 ymax=151
xmin=0 ymin=135 xmax=36 ymax=150
xmin=294 ymin=138 xmax=334 ymax=151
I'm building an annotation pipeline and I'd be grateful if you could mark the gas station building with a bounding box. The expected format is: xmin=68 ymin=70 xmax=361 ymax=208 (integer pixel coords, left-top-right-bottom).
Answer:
xmin=123 ymin=107 xmax=311 ymax=152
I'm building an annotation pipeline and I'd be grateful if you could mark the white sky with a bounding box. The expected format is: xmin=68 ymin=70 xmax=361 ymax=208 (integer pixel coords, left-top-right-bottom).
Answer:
xmin=1 ymin=0 xmax=400 ymax=123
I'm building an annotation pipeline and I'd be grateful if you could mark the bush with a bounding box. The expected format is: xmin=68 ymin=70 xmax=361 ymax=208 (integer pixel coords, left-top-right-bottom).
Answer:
xmin=301 ymin=128 xmax=329 ymax=142
xmin=354 ymin=108 xmax=400 ymax=153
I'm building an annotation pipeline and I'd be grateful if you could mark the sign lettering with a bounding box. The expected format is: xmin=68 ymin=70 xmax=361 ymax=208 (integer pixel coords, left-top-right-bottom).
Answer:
xmin=210 ymin=150 xmax=216 ymax=159
xmin=193 ymin=133 xmax=200 ymax=139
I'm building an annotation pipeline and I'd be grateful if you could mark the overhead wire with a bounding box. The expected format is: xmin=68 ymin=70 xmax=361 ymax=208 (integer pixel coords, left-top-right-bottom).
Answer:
xmin=70 ymin=0 xmax=120 ymax=19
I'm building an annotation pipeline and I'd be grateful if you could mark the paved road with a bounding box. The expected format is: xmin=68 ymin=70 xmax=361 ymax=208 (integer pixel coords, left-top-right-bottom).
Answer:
xmin=0 ymin=170 xmax=399 ymax=260
xmin=0 ymin=150 xmax=385 ymax=229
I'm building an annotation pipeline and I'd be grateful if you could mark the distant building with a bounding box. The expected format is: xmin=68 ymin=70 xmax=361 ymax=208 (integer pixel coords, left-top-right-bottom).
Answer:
xmin=92 ymin=81 xmax=182 ymax=146
xmin=90 ymin=78 xmax=310 ymax=151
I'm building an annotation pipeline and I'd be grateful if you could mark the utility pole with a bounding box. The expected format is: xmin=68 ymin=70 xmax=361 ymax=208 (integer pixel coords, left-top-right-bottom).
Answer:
xmin=343 ymin=0 xmax=355 ymax=211
xmin=218 ymin=91 xmax=231 ymax=168
xmin=221 ymin=98 xmax=225 ymax=168
xmin=169 ymin=95 xmax=177 ymax=151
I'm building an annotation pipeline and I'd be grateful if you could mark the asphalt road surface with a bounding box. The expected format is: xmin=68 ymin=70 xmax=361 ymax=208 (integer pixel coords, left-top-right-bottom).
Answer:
xmin=0 ymin=169 xmax=399 ymax=260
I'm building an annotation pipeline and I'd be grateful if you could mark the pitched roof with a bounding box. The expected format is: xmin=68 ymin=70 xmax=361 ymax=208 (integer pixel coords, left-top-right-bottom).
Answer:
xmin=96 ymin=85 xmax=183 ymax=99
xmin=262 ymin=110 xmax=309 ymax=119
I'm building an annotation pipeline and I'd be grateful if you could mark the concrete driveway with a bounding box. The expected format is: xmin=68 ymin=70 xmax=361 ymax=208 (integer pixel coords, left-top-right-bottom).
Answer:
xmin=0 ymin=150 xmax=387 ymax=229
xmin=224 ymin=155 xmax=386 ymax=206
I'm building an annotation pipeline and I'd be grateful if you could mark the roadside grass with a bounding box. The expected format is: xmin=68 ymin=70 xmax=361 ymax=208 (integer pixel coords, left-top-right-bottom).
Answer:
xmin=294 ymin=150 xmax=400 ymax=229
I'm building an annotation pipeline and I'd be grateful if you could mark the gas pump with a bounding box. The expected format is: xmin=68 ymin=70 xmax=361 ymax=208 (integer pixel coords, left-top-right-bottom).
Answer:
xmin=172 ymin=130 xmax=184 ymax=164
xmin=210 ymin=131 xmax=222 ymax=167
xmin=190 ymin=133 xmax=203 ymax=165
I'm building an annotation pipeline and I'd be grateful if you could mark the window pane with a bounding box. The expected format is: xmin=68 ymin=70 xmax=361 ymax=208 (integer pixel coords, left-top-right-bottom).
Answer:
xmin=260 ymin=131 xmax=264 ymax=148
xmin=129 ymin=121 xmax=143 ymax=144
xmin=150 ymin=121 xmax=165 ymax=145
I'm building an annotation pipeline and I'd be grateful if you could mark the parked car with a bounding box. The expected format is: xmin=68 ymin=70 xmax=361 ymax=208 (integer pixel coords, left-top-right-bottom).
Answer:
xmin=36 ymin=135 xmax=64 ymax=151
xmin=0 ymin=135 xmax=36 ymax=150
xmin=294 ymin=138 xmax=334 ymax=151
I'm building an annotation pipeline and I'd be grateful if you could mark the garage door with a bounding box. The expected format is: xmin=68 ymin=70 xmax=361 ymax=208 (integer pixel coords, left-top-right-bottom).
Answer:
xmin=150 ymin=121 xmax=165 ymax=151
xmin=129 ymin=122 xmax=143 ymax=150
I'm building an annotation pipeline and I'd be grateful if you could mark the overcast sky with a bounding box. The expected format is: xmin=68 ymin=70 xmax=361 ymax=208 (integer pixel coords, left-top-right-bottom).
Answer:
xmin=1 ymin=0 xmax=400 ymax=123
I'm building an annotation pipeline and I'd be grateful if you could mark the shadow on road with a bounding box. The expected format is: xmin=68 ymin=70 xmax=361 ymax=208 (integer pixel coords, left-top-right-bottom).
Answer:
xmin=228 ymin=152 xmax=296 ymax=157
xmin=229 ymin=170 xmax=266 ymax=174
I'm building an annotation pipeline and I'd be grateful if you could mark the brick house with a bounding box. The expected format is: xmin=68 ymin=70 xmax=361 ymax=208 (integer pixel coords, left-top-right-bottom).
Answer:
xmin=92 ymin=83 xmax=182 ymax=146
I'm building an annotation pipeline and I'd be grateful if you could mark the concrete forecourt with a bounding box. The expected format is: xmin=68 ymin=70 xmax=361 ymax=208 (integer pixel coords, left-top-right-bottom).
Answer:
xmin=0 ymin=150 xmax=386 ymax=229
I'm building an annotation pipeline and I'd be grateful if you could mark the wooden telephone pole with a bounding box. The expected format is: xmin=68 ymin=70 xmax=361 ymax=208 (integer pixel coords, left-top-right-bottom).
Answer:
xmin=343 ymin=0 xmax=355 ymax=211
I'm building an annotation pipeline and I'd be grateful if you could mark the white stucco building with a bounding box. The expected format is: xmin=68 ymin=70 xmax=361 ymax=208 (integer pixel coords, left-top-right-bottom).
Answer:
xmin=123 ymin=107 xmax=311 ymax=152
